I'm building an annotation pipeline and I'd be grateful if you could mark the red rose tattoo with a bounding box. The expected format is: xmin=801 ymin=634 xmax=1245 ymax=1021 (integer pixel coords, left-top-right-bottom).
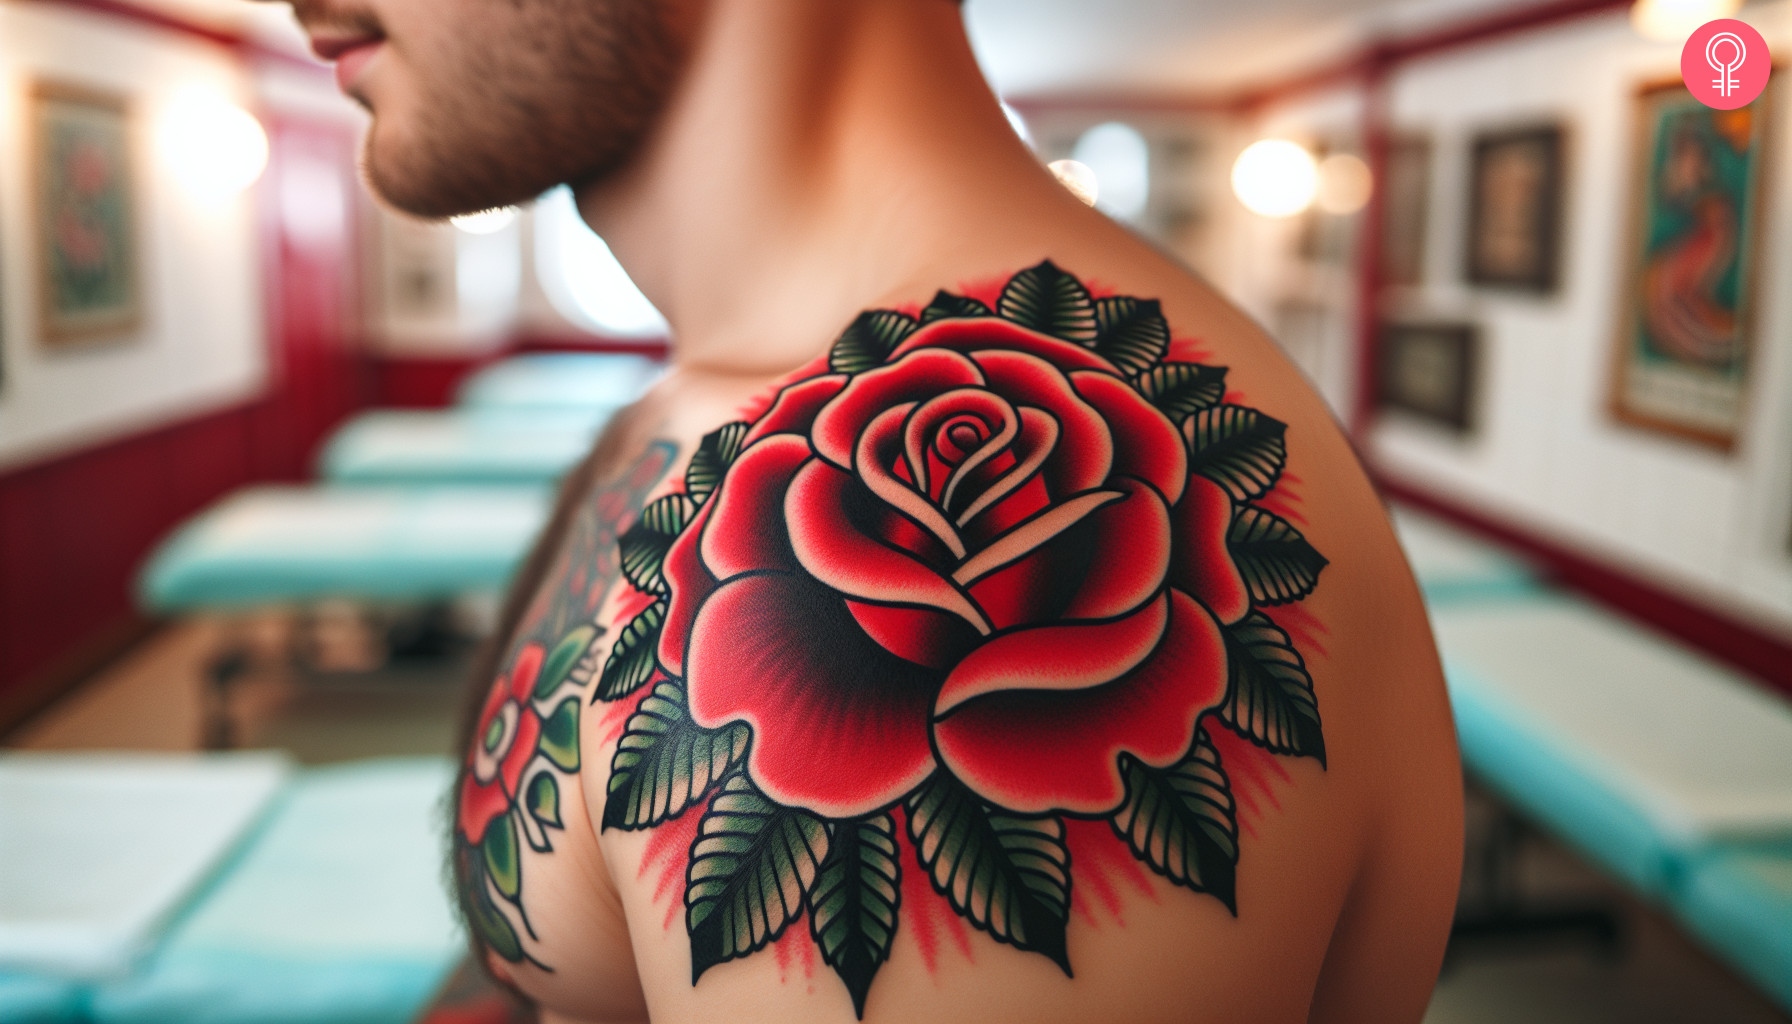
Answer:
xmin=597 ymin=263 xmax=1328 ymax=1016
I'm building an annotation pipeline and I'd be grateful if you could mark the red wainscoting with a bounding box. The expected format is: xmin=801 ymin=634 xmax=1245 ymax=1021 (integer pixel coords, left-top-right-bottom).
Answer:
xmin=0 ymin=113 xmax=368 ymax=729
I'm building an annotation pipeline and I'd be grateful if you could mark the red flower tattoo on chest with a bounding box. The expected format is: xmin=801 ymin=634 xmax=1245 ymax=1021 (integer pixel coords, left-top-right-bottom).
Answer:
xmin=595 ymin=263 xmax=1328 ymax=1016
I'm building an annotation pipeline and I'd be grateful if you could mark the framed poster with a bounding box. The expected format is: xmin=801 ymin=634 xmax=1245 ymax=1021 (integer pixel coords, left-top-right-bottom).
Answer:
xmin=1610 ymin=77 xmax=1772 ymax=450
xmin=32 ymin=81 xmax=141 ymax=347
xmin=1376 ymin=320 xmax=1479 ymax=434
xmin=1464 ymin=123 xmax=1565 ymax=292
xmin=1380 ymin=133 xmax=1432 ymax=287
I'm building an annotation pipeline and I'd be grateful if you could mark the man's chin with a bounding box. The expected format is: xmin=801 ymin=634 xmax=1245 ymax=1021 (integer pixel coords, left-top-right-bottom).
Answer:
xmin=360 ymin=131 xmax=529 ymax=220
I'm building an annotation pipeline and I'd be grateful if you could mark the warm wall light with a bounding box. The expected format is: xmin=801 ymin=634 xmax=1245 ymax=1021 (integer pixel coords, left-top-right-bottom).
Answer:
xmin=1048 ymin=159 xmax=1100 ymax=206
xmin=160 ymin=90 xmax=268 ymax=198
xmin=1232 ymin=139 xmax=1317 ymax=218
xmin=1316 ymin=153 xmax=1373 ymax=215
xmin=451 ymin=207 xmax=520 ymax=235
xmin=1630 ymin=0 xmax=1742 ymax=42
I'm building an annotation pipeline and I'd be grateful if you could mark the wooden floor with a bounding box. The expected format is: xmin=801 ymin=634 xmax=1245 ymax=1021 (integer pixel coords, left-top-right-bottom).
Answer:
xmin=5 ymin=621 xmax=1788 ymax=1024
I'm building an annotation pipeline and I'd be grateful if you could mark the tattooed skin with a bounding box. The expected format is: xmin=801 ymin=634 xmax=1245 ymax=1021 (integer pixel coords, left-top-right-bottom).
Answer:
xmin=580 ymin=263 xmax=1331 ymax=1017
xmin=455 ymin=440 xmax=677 ymax=969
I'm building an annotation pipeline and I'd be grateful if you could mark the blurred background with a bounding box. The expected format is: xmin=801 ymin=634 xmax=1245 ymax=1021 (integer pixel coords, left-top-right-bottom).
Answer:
xmin=0 ymin=0 xmax=1789 ymax=1022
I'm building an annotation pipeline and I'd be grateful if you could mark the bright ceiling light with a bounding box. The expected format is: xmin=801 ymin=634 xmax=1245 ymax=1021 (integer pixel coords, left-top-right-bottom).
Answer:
xmin=160 ymin=90 xmax=268 ymax=198
xmin=1048 ymin=159 xmax=1100 ymax=206
xmin=1073 ymin=121 xmax=1151 ymax=222
xmin=451 ymin=206 xmax=520 ymax=235
xmin=1316 ymin=153 xmax=1373 ymax=215
xmin=1630 ymin=0 xmax=1742 ymax=42
xmin=1232 ymin=139 xmax=1317 ymax=218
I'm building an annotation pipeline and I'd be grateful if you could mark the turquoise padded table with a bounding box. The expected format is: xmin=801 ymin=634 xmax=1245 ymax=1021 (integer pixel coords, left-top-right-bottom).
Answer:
xmin=1674 ymin=843 xmax=1792 ymax=1014
xmin=1433 ymin=596 xmax=1792 ymax=901
xmin=139 ymin=486 xmax=550 ymax=612
xmin=1389 ymin=505 xmax=1540 ymax=605
xmin=0 ymin=756 xmax=464 ymax=1024
xmin=317 ymin=408 xmax=610 ymax=486
xmin=455 ymin=352 xmax=660 ymax=412
xmin=87 ymin=758 xmax=463 ymax=1024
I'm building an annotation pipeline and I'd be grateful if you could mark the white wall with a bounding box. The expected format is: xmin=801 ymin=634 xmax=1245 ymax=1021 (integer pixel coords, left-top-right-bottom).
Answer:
xmin=1210 ymin=86 xmax=1366 ymax=418
xmin=0 ymin=4 xmax=268 ymax=471
xmin=1366 ymin=5 xmax=1792 ymax=636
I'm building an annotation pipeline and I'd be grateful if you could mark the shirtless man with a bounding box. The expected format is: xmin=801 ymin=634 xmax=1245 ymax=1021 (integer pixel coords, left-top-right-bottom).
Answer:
xmin=279 ymin=1 xmax=1463 ymax=1020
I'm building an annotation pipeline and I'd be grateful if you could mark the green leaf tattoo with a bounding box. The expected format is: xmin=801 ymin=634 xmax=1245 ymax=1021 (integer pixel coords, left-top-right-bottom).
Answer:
xmin=536 ymin=625 xmax=598 ymax=700
xmin=808 ymin=813 xmax=902 ymax=1017
xmin=1111 ymin=734 xmax=1239 ymax=911
xmin=1138 ymin=361 xmax=1229 ymax=423
xmin=919 ymin=289 xmax=992 ymax=323
xmin=618 ymin=493 xmax=696 ymax=594
xmin=539 ymin=697 xmax=580 ymax=772
xmin=686 ymin=774 xmax=830 ymax=982
xmin=528 ymin=772 xmax=563 ymax=829
xmin=1220 ymin=613 xmax=1326 ymax=765
xmin=1093 ymin=296 xmax=1172 ymax=376
xmin=905 ymin=772 xmax=1072 ymax=974
xmin=684 ymin=422 xmax=752 ymax=504
xmin=1185 ymin=406 xmax=1288 ymax=503
xmin=1226 ymin=505 xmax=1329 ymax=605
xmin=596 ymin=600 xmax=667 ymax=702
xmin=829 ymin=310 xmax=921 ymax=374
xmin=997 ymin=259 xmax=1098 ymax=344
xmin=604 ymin=681 xmax=749 ymax=831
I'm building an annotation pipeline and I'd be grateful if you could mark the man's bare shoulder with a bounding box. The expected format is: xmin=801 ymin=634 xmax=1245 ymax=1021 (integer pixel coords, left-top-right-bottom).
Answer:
xmin=462 ymin=260 xmax=1459 ymax=1023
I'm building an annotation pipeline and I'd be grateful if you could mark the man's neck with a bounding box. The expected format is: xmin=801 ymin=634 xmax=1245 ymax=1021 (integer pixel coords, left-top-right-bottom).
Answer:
xmin=576 ymin=0 xmax=1112 ymax=376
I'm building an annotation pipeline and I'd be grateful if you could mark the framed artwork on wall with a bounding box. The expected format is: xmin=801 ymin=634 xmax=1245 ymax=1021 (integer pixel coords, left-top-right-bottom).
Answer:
xmin=1610 ymin=77 xmax=1772 ymax=451
xmin=1380 ymin=133 xmax=1432 ymax=287
xmin=1463 ymin=123 xmax=1565 ymax=292
xmin=32 ymin=81 xmax=142 ymax=347
xmin=1376 ymin=320 xmax=1479 ymax=434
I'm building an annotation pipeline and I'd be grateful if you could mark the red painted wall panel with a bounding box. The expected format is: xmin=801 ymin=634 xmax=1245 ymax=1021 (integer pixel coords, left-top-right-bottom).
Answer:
xmin=0 ymin=113 xmax=364 ymax=709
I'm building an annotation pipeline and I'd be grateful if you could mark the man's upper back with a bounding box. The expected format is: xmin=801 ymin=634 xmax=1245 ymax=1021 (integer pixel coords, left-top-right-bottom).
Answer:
xmin=452 ymin=259 xmax=1462 ymax=1024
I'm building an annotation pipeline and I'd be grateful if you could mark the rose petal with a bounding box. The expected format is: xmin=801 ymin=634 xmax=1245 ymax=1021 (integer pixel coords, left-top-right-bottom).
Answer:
xmin=786 ymin=459 xmax=991 ymax=634
xmin=745 ymin=374 xmax=850 ymax=443
xmin=686 ymin=573 xmax=941 ymax=818
xmin=932 ymin=589 xmax=1227 ymax=815
xmin=934 ymin=593 xmax=1169 ymax=714
xmin=1060 ymin=476 xmax=1173 ymax=620
xmin=458 ymin=773 xmax=510 ymax=844
xmin=811 ymin=349 xmax=985 ymax=470
xmin=507 ymin=644 xmax=544 ymax=701
xmin=889 ymin=317 xmax=1118 ymax=373
xmin=1172 ymin=476 xmax=1250 ymax=625
xmin=700 ymin=434 xmax=810 ymax=579
xmin=658 ymin=498 xmax=717 ymax=679
xmin=1070 ymin=370 xmax=1188 ymax=505
xmin=969 ymin=350 xmax=1113 ymax=496
xmin=847 ymin=600 xmax=981 ymax=670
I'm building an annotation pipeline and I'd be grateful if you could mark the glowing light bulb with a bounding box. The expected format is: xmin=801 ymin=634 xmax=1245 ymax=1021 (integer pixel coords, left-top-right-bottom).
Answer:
xmin=1049 ymin=159 xmax=1100 ymax=206
xmin=1316 ymin=153 xmax=1373 ymax=215
xmin=1630 ymin=0 xmax=1741 ymax=43
xmin=160 ymin=90 xmax=268 ymax=198
xmin=1231 ymin=139 xmax=1317 ymax=218
xmin=451 ymin=206 xmax=520 ymax=235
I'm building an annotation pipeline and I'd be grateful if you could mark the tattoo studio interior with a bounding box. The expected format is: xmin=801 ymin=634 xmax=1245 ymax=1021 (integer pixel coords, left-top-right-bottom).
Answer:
xmin=1 ymin=0 xmax=1791 ymax=1022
